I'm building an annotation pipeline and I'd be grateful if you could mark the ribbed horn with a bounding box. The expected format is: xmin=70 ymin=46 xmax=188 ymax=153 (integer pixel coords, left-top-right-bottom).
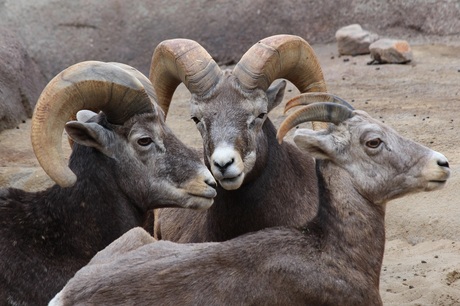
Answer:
xmin=233 ymin=35 xmax=327 ymax=93
xmin=109 ymin=62 xmax=158 ymax=108
xmin=284 ymin=93 xmax=355 ymax=114
xmin=149 ymin=39 xmax=223 ymax=117
xmin=31 ymin=61 xmax=154 ymax=188
xmin=276 ymin=102 xmax=354 ymax=144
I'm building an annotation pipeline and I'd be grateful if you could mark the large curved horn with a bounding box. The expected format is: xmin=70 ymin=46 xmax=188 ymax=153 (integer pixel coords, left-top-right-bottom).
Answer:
xmin=284 ymin=93 xmax=355 ymax=113
xmin=276 ymin=102 xmax=354 ymax=144
xmin=233 ymin=35 xmax=326 ymax=93
xmin=31 ymin=61 xmax=154 ymax=188
xmin=149 ymin=39 xmax=223 ymax=117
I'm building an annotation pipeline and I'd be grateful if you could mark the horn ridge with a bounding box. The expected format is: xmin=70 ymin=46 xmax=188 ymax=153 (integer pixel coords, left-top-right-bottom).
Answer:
xmin=284 ymin=93 xmax=355 ymax=114
xmin=233 ymin=34 xmax=327 ymax=94
xmin=150 ymin=39 xmax=222 ymax=117
xmin=276 ymin=102 xmax=354 ymax=144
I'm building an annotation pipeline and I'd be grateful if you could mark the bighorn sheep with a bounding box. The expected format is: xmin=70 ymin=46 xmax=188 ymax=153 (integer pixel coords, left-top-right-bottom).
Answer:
xmin=50 ymin=96 xmax=450 ymax=305
xmin=151 ymin=35 xmax=326 ymax=242
xmin=0 ymin=61 xmax=217 ymax=305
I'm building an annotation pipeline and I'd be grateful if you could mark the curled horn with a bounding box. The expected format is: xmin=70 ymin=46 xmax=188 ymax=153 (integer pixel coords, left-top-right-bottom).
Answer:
xmin=149 ymin=39 xmax=223 ymax=117
xmin=233 ymin=35 xmax=327 ymax=93
xmin=284 ymin=93 xmax=355 ymax=113
xmin=31 ymin=61 xmax=155 ymax=187
xmin=276 ymin=102 xmax=354 ymax=144
xmin=233 ymin=35 xmax=328 ymax=130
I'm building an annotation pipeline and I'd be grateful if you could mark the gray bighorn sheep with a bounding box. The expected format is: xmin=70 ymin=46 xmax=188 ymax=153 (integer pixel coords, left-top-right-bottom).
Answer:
xmin=49 ymin=96 xmax=450 ymax=305
xmin=0 ymin=61 xmax=217 ymax=305
xmin=150 ymin=35 xmax=327 ymax=242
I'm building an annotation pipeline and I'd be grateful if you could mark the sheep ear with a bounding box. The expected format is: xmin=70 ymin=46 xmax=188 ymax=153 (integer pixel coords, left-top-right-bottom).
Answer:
xmin=267 ymin=80 xmax=286 ymax=112
xmin=76 ymin=110 xmax=98 ymax=122
xmin=65 ymin=121 xmax=113 ymax=155
xmin=293 ymin=129 xmax=334 ymax=160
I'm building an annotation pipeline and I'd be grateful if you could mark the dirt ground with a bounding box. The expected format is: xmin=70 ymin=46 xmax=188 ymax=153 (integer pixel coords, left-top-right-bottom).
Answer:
xmin=0 ymin=42 xmax=459 ymax=305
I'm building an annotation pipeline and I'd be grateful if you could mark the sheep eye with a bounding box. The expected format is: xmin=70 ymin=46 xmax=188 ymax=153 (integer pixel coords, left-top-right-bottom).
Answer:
xmin=257 ymin=113 xmax=267 ymax=119
xmin=365 ymin=138 xmax=382 ymax=148
xmin=191 ymin=116 xmax=200 ymax=124
xmin=137 ymin=137 xmax=153 ymax=146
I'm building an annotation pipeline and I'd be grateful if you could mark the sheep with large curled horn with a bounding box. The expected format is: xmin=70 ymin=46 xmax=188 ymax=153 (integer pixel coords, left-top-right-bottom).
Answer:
xmin=0 ymin=61 xmax=216 ymax=305
xmin=150 ymin=35 xmax=333 ymax=243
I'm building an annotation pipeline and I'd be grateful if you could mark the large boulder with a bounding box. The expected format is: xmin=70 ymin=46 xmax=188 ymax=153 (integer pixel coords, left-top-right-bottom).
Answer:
xmin=0 ymin=28 xmax=46 ymax=132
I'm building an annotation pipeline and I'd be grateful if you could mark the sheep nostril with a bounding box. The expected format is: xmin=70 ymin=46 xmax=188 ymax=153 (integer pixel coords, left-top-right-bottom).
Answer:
xmin=206 ymin=179 xmax=217 ymax=189
xmin=437 ymin=160 xmax=449 ymax=168
xmin=213 ymin=158 xmax=234 ymax=172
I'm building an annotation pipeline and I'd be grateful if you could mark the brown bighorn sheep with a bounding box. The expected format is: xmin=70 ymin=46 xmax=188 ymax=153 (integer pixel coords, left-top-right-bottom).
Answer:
xmin=151 ymin=35 xmax=326 ymax=242
xmin=50 ymin=97 xmax=450 ymax=305
xmin=0 ymin=61 xmax=217 ymax=305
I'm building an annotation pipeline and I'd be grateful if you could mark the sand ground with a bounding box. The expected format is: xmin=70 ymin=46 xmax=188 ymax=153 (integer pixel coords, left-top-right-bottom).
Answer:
xmin=0 ymin=42 xmax=459 ymax=305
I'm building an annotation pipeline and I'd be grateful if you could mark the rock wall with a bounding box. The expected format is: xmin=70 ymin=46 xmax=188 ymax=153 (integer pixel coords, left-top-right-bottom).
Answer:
xmin=1 ymin=0 xmax=459 ymax=80
xmin=0 ymin=29 xmax=46 ymax=132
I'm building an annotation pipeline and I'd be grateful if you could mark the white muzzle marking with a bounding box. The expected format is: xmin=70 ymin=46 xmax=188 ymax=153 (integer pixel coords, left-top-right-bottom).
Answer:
xmin=210 ymin=145 xmax=245 ymax=190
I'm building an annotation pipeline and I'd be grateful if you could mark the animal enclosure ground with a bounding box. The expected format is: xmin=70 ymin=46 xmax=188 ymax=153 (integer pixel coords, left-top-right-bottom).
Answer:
xmin=0 ymin=42 xmax=459 ymax=305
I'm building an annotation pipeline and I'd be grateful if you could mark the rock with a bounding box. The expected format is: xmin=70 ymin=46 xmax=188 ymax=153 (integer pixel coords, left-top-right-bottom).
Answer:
xmin=336 ymin=24 xmax=379 ymax=56
xmin=0 ymin=28 xmax=46 ymax=132
xmin=369 ymin=39 xmax=413 ymax=64
xmin=0 ymin=167 xmax=53 ymax=192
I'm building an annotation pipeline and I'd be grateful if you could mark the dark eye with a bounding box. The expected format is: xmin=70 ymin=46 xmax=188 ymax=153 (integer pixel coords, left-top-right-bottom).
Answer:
xmin=137 ymin=137 xmax=153 ymax=146
xmin=257 ymin=113 xmax=267 ymax=119
xmin=365 ymin=138 xmax=382 ymax=148
xmin=191 ymin=116 xmax=200 ymax=124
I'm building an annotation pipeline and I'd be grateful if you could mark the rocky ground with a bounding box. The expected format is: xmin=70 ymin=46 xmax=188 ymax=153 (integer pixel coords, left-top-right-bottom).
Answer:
xmin=1 ymin=41 xmax=459 ymax=305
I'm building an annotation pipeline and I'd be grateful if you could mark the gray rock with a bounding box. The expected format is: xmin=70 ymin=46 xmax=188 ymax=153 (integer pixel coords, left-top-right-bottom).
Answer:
xmin=336 ymin=24 xmax=379 ymax=56
xmin=369 ymin=38 xmax=413 ymax=64
xmin=0 ymin=28 xmax=46 ymax=132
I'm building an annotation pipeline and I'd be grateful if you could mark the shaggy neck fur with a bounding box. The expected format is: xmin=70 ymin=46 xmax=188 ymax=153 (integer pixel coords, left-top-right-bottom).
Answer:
xmin=0 ymin=144 xmax=144 ymax=305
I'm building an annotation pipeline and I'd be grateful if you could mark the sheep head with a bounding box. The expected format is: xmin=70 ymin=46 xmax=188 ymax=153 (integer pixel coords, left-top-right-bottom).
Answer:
xmin=277 ymin=94 xmax=451 ymax=204
xmin=31 ymin=61 xmax=217 ymax=210
xmin=150 ymin=35 xmax=327 ymax=190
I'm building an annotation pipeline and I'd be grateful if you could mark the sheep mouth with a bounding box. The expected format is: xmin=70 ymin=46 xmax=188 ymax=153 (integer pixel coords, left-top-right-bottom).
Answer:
xmin=429 ymin=180 xmax=447 ymax=183
xmin=185 ymin=192 xmax=216 ymax=210
xmin=187 ymin=190 xmax=217 ymax=200
xmin=221 ymin=173 xmax=243 ymax=183
xmin=425 ymin=179 xmax=448 ymax=191
xmin=218 ymin=173 xmax=245 ymax=190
